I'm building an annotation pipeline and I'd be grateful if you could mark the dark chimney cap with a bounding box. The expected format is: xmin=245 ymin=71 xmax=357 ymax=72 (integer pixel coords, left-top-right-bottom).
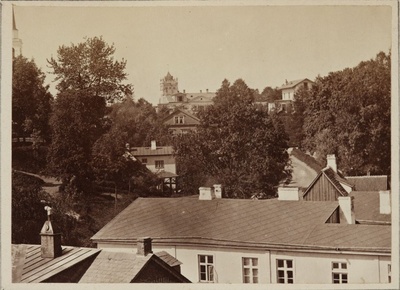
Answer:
xmin=137 ymin=237 xmax=153 ymax=256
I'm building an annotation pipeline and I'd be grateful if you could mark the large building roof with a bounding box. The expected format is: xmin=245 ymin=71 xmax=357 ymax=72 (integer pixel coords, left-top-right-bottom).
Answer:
xmin=346 ymin=175 xmax=388 ymax=191
xmin=278 ymin=78 xmax=313 ymax=90
xmin=92 ymin=197 xmax=390 ymax=253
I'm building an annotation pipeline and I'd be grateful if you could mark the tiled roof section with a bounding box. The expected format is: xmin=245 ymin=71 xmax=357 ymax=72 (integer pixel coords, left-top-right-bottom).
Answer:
xmin=12 ymin=244 xmax=101 ymax=283
xmin=131 ymin=146 xmax=174 ymax=156
xmin=162 ymin=108 xmax=200 ymax=123
xmin=278 ymin=78 xmax=312 ymax=90
xmin=155 ymin=251 xmax=182 ymax=267
xmin=79 ymin=251 xmax=151 ymax=283
xmin=93 ymin=198 xmax=343 ymax=249
xmin=350 ymin=191 xmax=391 ymax=224
xmin=186 ymin=92 xmax=216 ymax=100
xmin=303 ymin=224 xmax=390 ymax=251
xmin=322 ymin=167 xmax=350 ymax=196
xmin=346 ymin=175 xmax=388 ymax=191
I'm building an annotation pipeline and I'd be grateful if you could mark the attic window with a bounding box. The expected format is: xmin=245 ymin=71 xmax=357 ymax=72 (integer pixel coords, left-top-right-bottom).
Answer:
xmin=141 ymin=158 xmax=147 ymax=164
xmin=304 ymin=82 xmax=308 ymax=89
xmin=174 ymin=116 xmax=184 ymax=124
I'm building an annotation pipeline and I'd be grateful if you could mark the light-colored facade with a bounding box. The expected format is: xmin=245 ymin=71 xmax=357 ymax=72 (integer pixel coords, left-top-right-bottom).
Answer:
xmin=12 ymin=7 xmax=23 ymax=57
xmin=279 ymin=78 xmax=314 ymax=101
xmin=131 ymin=141 xmax=176 ymax=175
xmin=163 ymin=109 xmax=200 ymax=135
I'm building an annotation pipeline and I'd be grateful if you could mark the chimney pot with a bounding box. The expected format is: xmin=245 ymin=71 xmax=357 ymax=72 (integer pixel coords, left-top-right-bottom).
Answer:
xmin=278 ymin=187 xmax=300 ymax=201
xmin=213 ymin=184 xmax=222 ymax=198
xmin=338 ymin=196 xmax=355 ymax=224
xmin=327 ymin=154 xmax=337 ymax=172
xmin=151 ymin=140 xmax=157 ymax=150
xmin=199 ymin=187 xmax=213 ymax=200
xmin=379 ymin=190 xmax=391 ymax=214
xmin=137 ymin=237 xmax=153 ymax=256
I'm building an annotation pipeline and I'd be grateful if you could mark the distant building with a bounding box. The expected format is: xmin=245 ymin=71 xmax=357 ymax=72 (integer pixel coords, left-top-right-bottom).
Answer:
xmin=162 ymin=108 xmax=200 ymax=135
xmin=12 ymin=7 xmax=22 ymax=58
xmin=158 ymin=72 xmax=215 ymax=113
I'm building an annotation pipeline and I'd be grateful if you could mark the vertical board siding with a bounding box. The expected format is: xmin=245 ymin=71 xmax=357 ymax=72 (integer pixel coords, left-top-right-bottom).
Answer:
xmin=304 ymin=175 xmax=339 ymax=201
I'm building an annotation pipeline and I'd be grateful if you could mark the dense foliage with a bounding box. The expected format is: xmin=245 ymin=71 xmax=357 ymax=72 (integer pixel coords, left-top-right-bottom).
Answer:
xmin=295 ymin=51 xmax=391 ymax=175
xmin=174 ymin=79 xmax=290 ymax=198
xmin=12 ymin=56 xmax=53 ymax=143
xmin=47 ymin=37 xmax=133 ymax=194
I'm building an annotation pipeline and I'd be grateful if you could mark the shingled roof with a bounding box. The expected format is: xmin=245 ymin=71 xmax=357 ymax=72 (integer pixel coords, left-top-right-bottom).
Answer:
xmin=350 ymin=191 xmax=391 ymax=224
xmin=12 ymin=244 xmax=101 ymax=283
xmin=130 ymin=146 xmax=174 ymax=156
xmin=91 ymin=197 xmax=390 ymax=253
xmin=346 ymin=175 xmax=388 ymax=191
xmin=278 ymin=78 xmax=313 ymax=90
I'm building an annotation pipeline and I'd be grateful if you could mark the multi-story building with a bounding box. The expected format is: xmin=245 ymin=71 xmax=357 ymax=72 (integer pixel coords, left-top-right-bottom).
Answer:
xmin=158 ymin=72 xmax=215 ymax=113
xmin=162 ymin=108 xmax=200 ymax=136
xmin=12 ymin=7 xmax=22 ymax=58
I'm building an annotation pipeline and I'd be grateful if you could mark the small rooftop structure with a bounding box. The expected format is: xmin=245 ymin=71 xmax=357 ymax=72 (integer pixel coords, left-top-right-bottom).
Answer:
xmin=346 ymin=175 xmax=388 ymax=191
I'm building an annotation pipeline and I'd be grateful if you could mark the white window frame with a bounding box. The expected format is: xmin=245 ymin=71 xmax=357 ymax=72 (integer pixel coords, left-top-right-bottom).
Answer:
xmin=242 ymin=257 xmax=258 ymax=283
xmin=155 ymin=160 xmax=164 ymax=169
xmin=198 ymin=254 xmax=214 ymax=283
xmin=174 ymin=116 xmax=184 ymax=124
xmin=276 ymin=259 xmax=294 ymax=284
xmin=332 ymin=262 xmax=348 ymax=284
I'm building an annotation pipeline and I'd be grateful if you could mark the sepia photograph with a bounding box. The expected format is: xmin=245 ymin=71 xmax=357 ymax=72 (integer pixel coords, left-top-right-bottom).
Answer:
xmin=1 ymin=0 xmax=398 ymax=288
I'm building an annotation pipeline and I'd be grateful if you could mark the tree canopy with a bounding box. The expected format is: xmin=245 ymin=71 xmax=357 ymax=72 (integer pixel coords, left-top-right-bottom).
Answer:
xmin=47 ymin=37 xmax=133 ymax=194
xmin=12 ymin=56 xmax=53 ymax=142
xmin=48 ymin=36 xmax=132 ymax=102
xmin=295 ymin=51 xmax=391 ymax=175
xmin=174 ymin=79 xmax=290 ymax=198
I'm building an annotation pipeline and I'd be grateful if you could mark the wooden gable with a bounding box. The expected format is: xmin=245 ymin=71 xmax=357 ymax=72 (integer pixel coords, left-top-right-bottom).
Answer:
xmin=303 ymin=169 xmax=347 ymax=201
xmin=163 ymin=110 xmax=200 ymax=126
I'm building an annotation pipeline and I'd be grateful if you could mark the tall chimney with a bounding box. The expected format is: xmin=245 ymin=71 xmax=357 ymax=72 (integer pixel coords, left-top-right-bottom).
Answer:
xmin=151 ymin=140 xmax=157 ymax=150
xmin=183 ymin=89 xmax=186 ymax=93
xmin=200 ymin=90 xmax=202 ymax=93
xmin=213 ymin=184 xmax=222 ymax=199
xmin=206 ymin=89 xmax=209 ymax=93
xmin=327 ymin=154 xmax=337 ymax=172
xmin=40 ymin=206 xmax=62 ymax=258
xmin=278 ymin=187 xmax=300 ymax=201
xmin=137 ymin=237 xmax=153 ymax=256
xmin=379 ymin=190 xmax=391 ymax=214
xmin=199 ymin=187 xmax=213 ymax=200
xmin=338 ymin=196 xmax=355 ymax=224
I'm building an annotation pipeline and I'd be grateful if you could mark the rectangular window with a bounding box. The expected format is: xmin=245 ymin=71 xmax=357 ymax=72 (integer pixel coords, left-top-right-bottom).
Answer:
xmin=332 ymin=262 xmax=348 ymax=284
xmin=198 ymin=255 xmax=214 ymax=282
xmin=388 ymin=264 xmax=391 ymax=283
xmin=174 ymin=116 xmax=184 ymax=124
xmin=155 ymin=160 xmax=164 ymax=169
xmin=276 ymin=259 xmax=294 ymax=284
xmin=141 ymin=158 xmax=147 ymax=164
xmin=242 ymin=257 xmax=258 ymax=283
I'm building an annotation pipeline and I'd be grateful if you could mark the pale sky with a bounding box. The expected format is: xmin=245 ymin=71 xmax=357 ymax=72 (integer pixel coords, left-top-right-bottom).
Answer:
xmin=13 ymin=3 xmax=392 ymax=105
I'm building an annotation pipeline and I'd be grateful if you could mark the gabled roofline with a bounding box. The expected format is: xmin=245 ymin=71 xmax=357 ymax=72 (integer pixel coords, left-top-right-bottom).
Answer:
xmin=278 ymin=78 xmax=314 ymax=90
xmin=162 ymin=108 xmax=200 ymax=123
xmin=302 ymin=167 xmax=349 ymax=198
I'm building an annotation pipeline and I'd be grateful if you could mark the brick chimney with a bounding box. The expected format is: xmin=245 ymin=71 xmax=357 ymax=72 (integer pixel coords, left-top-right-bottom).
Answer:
xmin=40 ymin=206 xmax=62 ymax=258
xmin=338 ymin=196 xmax=355 ymax=224
xmin=379 ymin=190 xmax=391 ymax=214
xmin=151 ymin=140 xmax=157 ymax=150
xmin=137 ymin=237 xmax=153 ymax=256
xmin=213 ymin=184 xmax=222 ymax=199
xmin=278 ymin=187 xmax=300 ymax=201
xmin=327 ymin=154 xmax=337 ymax=172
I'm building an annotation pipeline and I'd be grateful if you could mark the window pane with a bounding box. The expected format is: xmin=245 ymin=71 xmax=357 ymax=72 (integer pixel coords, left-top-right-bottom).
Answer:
xmin=287 ymin=260 xmax=293 ymax=268
xmin=244 ymin=276 xmax=250 ymax=283
xmin=333 ymin=262 xmax=339 ymax=269
xmin=288 ymin=278 xmax=293 ymax=284
xmin=244 ymin=268 xmax=250 ymax=275
xmin=342 ymin=274 xmax=348 ymax=283
xmin=199 ymin=255 xmax=205 ymax=263
xmin=253 ymin=277 xmax=259 ymax=283
xmin=200 ymin=273 xmax=206 ymax=280
xmin=253 ymin=269 xmax=258 ymax=277
xmin=200 ymin=265 xmax=205 ymax=273
xmin=208 ymin=256 xmax=213 ymax=263
xmin=288 ymin=271 xmax=293 ymax=278
xmin=277 ymin=260 xmax=284 ymax=268
xmin=341 ymin=263 xmax=347 ymax=269
xmin=252 ymin=258 xmax=258 ymax=266
xmin=243 ymin=258 xmax=250 ymax=266
xmin=278 ymin=278 xmax=285 ymax=283
xmin=278 ymin=270 xmax=284 ymax=278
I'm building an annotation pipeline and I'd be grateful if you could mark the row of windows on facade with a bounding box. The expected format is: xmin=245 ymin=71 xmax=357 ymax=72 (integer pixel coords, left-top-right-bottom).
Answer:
xmin=197 ymin=255 xmax=391 ymax=284
xmin=141 ymin=159 xmax=164 ymax=169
